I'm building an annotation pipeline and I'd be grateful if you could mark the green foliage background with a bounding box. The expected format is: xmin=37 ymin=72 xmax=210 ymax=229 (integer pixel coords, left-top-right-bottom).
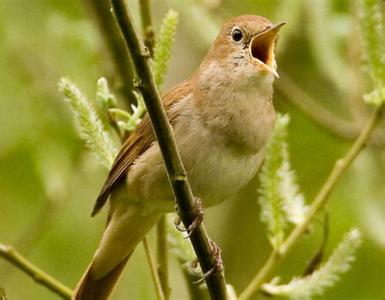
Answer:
xmin=0 ymin=0 xmax=384 ymax=299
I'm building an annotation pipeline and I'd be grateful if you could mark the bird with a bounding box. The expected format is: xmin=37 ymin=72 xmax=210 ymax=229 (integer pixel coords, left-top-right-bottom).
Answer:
xmin=73 ymin=15 xmax=284 ymax=300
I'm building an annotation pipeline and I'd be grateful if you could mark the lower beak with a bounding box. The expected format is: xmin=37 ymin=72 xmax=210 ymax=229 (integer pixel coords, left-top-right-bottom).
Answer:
xmin=249 ymin=22 xmax=285 ymax=77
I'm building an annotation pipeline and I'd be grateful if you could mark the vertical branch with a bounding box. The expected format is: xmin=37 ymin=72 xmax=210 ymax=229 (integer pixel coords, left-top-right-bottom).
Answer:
xmin=138 ymin=2 xmax=172 ymax=297
xmin=110 ymin=1 xmax=228 ymax=299
xmin=83 ymin=0 xmax=137 ymax=108
xmin=143 ymin=237 xmax=166 ymax=300
xmin=346 ymin=1 xmax=367 ymax=124
xmin=95 ymin=76 xmax=164 ymax=297
xmin=138 ymin=2 xmax=171 ymax=297
xmin=157 ymin=216 xmax=171 ymax=299
xmin=139 ymin=0 xmax=155 ymax=55
xmin=305 ymin=0 xmax=349 ymax=94
xmin=139 ymin=0 xmax=171 ymax=300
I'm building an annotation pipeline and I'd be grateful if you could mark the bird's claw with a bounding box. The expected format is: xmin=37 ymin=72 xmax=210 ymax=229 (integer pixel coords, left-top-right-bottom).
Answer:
xmin=173 ymin=215 xmax=185 ymax=232
xmin=194 ymin=240 xmax=223 ymax=284
xmin=174 ymin=197 xmax=204 ymax=238
xmin=185 ymin=197 xmax=204 ymax=238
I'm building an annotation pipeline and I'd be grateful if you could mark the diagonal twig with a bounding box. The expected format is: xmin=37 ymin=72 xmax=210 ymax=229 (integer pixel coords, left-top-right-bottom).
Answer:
xmin=0 ymin=244 xmax=72 ymax=299
xmin=110 ymin=1 xmax=228 ymax=299
xmin=239 ymin=104 xmax=384 ymax=300
xmin=143 ymin=237 xmax=166 ymax=300
xmin=139 ymin=0 xmax=155 ymax=55
xmin=277 ymin=72 xmax=385 ymax=145
xmin=83 ymin=0 xmax=137 ymax=109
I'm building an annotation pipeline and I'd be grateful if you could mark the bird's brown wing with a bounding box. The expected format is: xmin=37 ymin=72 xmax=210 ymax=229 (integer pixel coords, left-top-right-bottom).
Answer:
xmin=91 ymin=80 xmax=192 ymax=216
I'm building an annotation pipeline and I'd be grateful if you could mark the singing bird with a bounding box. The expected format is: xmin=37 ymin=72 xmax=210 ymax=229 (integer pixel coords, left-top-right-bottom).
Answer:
xmin=73 ymin=15 xmax=284 ymax=300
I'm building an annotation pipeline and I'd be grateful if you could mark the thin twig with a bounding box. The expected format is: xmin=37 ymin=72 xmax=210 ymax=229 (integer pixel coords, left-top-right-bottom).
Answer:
xmin=83 ymin=0 xmax=137 ymax=109
xmin=138 ymin=2 xmax=171 ymax=297
xmin=238 ymin=104 xmax=383 ymax=300
xmin=277 ymin=72 xmax=357 ymax=139
xmin=107 ymin=109 xmax=124 ymax=139
xmin=277 ymin=72 xmax=385 ymax=145
xmin=346 ymin=1 xmax=368 ymax=124
xmin=109 ymin=92 xmax=164 ymax=297
xmin=157 ymin=216 xmax=171 ymax=300
xmin=139 ymin=0 xmax=155 ymax=55
xmin=143 ymin=237 xmax=166 ymax=300
xmin=0 ymin=201 xmax=56 ymax=282
xmin=0 ymin=244 xmax=72 ymax=299
xmin=110 ymin=1 xmax=228 ymax=299
xmin=305 ymin=0 xmax=348 ymax=94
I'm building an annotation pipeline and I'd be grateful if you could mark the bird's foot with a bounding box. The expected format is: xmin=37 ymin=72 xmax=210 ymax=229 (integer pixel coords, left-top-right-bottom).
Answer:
xmin=185 ymin=197 xmax=204 ymax=237
xmin=194 ymin=240 xmax=224 ymax=284
xmin=174 ymin=197 xmax=204 ymax=238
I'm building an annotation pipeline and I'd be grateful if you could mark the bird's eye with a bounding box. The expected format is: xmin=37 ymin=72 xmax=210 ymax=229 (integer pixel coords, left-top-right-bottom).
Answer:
xmin=231 ymin=28 xmax=243 ymax=42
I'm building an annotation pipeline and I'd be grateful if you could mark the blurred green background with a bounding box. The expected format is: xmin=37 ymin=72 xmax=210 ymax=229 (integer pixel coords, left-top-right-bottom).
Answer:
xmin=0 ymin=0 xmax=384 ymax=299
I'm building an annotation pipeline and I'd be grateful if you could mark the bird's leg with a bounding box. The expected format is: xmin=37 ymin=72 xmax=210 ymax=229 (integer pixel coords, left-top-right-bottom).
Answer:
xmin=174 ymin=197 xmax=204 ymax=238
xmin=194 ymin=240 xmax=224 ymax=284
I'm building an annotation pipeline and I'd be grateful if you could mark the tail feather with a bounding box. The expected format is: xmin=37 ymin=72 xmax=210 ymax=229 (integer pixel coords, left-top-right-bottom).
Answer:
xmin=72 ymin=201 xmax=162 ymax=300
xmin=72 ymin=254 xmax=131 ymax=300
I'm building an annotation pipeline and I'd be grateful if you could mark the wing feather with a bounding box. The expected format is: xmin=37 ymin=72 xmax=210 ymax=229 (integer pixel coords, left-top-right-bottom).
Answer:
xmin=91 ymin=81 xmax=192 ymax=216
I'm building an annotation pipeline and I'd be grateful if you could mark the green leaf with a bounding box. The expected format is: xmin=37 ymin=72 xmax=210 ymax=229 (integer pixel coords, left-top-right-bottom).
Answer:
xmin=58 ymin=77 xmax=118 ymax=168
xmin=360 ymin=0 xmax=385 ymax=106
xmin=263 ymin=229 xmax=362 ymax=300
xmin=278 ymin=149 xmax=308 ymax=225
xmin=153 ymin=9 xmax=179 ymax=87
xmin=259 ymin=114 xmax=287 ymax=248
xmin=109 ymin=91 xmax=146 ymax=133
xmin=259 ymin=114 xmax=307 ymax=248
xmin=96 ymin=77 xmax=118 ymax=110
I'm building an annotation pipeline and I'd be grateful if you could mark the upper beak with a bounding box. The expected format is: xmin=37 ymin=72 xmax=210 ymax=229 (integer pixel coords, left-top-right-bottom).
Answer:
xmin=249 ymin=22 xmax=285 ymax=77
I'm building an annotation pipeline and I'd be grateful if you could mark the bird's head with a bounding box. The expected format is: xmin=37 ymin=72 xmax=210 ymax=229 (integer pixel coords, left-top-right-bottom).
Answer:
xmin=198 ymin=15 xmax=285 ymax=88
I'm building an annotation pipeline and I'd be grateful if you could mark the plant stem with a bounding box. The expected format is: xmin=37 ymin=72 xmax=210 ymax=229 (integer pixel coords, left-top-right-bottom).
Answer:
xmin=157 ymin=216 xmax=171 ymax=299
xmin=110 ymin=1 xmax=228 ymax=299
xmin=139 ymin=0 xmax=155 ymax=55
xmin=138 ymin=2 xmax=171 ymax=297
xmin=239 ymin=104 xmax=383 ymax=300
xmin=83 ymin=0 xmax=137 ymax=109
xmin=305 ymin=0 xmax=348 ymax=94
xmin=143 ymin=237 xmax=166 ymax=300
xmin=277 ymin=72 xmax=385 ymax=146
xmin=109 ymin=100 xmax=163 ymax=297
xmin=277 ymin=72 xmax=356 ymax=139
xmin=0 ymin=244 xmax=72 ymax=299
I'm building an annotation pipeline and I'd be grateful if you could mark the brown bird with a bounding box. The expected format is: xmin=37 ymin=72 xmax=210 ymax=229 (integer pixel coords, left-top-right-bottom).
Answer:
xmin=73 ymin=15 xmax=284 ymax=300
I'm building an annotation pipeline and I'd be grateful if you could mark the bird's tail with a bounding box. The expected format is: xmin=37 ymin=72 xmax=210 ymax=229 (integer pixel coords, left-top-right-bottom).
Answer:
xmin=72 ymin=203 xmax=161 ymax=300
xmin=71 ymin=254 xmax=130 ymax=300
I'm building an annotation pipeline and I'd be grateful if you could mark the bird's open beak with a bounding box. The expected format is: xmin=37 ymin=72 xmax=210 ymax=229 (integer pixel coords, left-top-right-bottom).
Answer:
xmin=249 ymin=22 xmax=285 ymax=77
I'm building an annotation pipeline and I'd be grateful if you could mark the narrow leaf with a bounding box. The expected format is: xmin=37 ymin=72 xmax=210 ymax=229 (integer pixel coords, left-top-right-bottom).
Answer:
xmin=259 ymin=114 xmax=307 ymax=248
xmin=153 ymin=9 xmax=179 ymax=87
xmin=58 ymin=78 xmax=117 ymax=168
xmin=96 ymin=77 xmax=118 ymax=110
xmin=263 ymin=229 xmax=362 ymax=300
xmin=360 ymin=0 xmax=385 ymax=105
